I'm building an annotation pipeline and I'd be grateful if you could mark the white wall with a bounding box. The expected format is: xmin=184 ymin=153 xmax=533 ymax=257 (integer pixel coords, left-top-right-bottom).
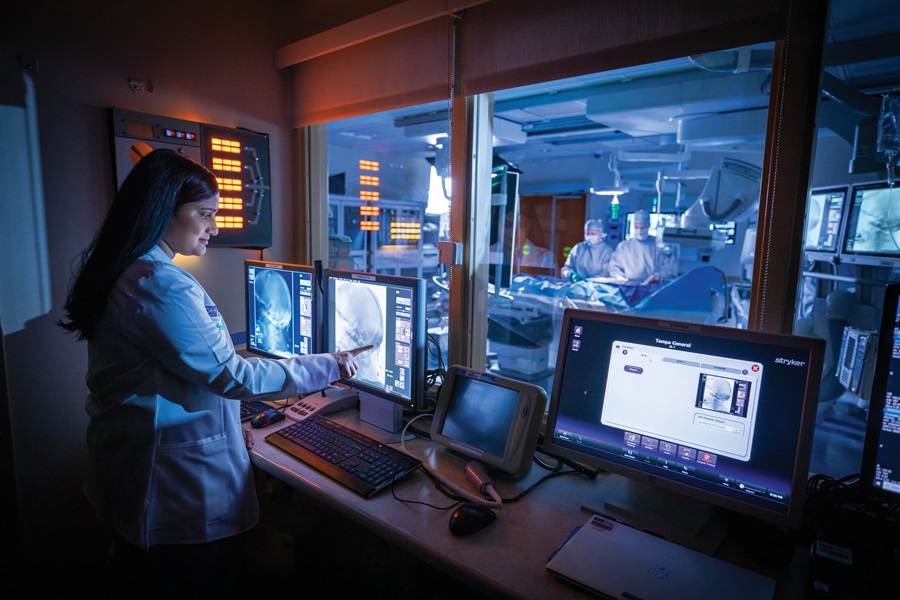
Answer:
xmin=1 ymin=0 xmax=298 ymax=584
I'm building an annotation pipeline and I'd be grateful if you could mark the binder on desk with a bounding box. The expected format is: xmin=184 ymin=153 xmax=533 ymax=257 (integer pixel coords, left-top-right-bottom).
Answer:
xmin=546 ymin=514 xmax=775 ymax=600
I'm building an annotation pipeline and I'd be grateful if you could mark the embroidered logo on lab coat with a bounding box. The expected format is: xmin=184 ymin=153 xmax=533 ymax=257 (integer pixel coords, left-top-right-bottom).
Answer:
xmin=206 ymin=305 xmax=225 ymax=330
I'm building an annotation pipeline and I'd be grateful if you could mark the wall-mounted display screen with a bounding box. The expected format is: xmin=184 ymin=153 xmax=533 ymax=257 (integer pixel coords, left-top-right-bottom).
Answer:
xmin=804 ymin=186 xmax=848 ymax=257
xmin=840 ymin=181 xmax=900 ymax=266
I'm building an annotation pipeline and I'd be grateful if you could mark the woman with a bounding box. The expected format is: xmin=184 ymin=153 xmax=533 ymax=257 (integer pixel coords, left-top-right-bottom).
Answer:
xmin=59 ymin=148 xmax=369 ymax=595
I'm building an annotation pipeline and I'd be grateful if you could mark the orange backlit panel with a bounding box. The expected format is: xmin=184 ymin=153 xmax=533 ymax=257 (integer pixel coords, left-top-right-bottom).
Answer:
xmin=219 ymin=196 xmax=242 ymax=211
xmin=359 ymin=175 xmax=380 ymax=187
xmin=360 ymin=220 xmax=380 ymax=231
xmin=216 ymin=215 xmax=244 ymax=229
xmin=210 ymin=138 xmax=241 ymax=153
xmin=359 ymin=160 xmax=380 ymax=171
xmin=217 ymin=177 xmax=242 ymax=192
xmin=360 ymin=206 xmax=380 ymax=216
xmin=390 ymin=222 xmax=422 ymax=240
xmin=360 ymin=191 xmax=380 ymax=201
xmin=212 ymin=157 xmax=242 ymax=173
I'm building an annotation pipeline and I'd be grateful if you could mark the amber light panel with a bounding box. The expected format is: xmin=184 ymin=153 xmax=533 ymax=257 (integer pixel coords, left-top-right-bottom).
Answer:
xmin=217 ymin=177 xmax=241 ymax=192
xmin=359 ymin=159 xmax=380 ymax=171
xmin=215 ymin=215 xmax=244 ymax=229
xmin=212 ymin=157 xmax=242 ymax=173
xmin=219 ymin=196 xmax=242 ymax=211
xmin=390 ymin=221 xmax=421 ymax=240
xmin=210 ymin=137 xmax=241 ymax=153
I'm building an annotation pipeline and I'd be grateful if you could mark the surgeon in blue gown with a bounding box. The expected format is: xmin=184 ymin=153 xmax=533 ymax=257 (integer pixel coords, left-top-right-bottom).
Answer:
xmin=59 ymin=149 xmax=371 ymax=597
xmin=561 ymin=218 xmax=614 ymax=282
xmin=608 ymin=209 xmax=675 ymax=285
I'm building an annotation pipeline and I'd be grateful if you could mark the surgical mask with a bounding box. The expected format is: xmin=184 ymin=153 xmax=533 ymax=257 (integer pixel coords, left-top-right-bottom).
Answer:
xmin=634 ymin=225 xmax=650 ymax=241
xmin=585 ymin=231 xmax=605 ymax=246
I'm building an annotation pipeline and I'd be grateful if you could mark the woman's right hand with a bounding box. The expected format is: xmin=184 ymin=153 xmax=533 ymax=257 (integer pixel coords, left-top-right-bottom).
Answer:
xmin=331 ymin=345 xmax=374 ymax=380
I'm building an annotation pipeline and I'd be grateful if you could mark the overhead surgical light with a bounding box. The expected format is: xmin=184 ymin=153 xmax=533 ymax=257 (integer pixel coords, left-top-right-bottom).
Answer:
xmin=589 ymin=154 xmax=630 ymax=198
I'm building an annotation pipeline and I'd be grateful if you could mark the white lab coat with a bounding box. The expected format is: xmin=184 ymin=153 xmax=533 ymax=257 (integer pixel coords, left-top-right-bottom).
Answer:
xmin=83 ymin=246 xmax=339 ymax=548
xmin=608 ymin=236 xmax=673 ymax=282
xmin=561 ymin=240 xmax=613 ymax=280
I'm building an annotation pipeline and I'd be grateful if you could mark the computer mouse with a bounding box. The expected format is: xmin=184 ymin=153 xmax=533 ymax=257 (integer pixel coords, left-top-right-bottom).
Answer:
xmin=250 ymin=408 xmax=285 ymax=429
xmin=448 ymin=503 xmax=496 ymax=536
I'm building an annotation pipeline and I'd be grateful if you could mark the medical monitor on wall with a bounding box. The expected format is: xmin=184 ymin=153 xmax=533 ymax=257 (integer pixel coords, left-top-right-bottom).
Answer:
xmin=245 ymin=260 xmax=319 ymax=359
xmin=323 ymin=269 xmax=427 ymax=429
xmin=542 ymin=309 xmax=824 ymax=534
xmin=860 ymin=283 xmax=900 ymax=502
xmin=840 ymin=181 xmax=900 ymax=266
xmin=803 ymin=185 xmax=848 ymax=261
xmin=625 ymin=211 xmax=678 ymax=239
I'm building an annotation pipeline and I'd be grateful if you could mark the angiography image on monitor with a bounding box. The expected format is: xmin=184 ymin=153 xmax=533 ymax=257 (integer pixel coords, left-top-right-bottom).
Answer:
xmin=333 ymin=279 xmax=387 ymax=387
xmin=843 ymin=182 xmax=900 ymax=258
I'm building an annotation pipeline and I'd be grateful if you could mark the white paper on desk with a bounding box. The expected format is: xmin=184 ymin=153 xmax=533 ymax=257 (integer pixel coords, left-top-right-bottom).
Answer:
xmin=546 ymin=515 xmax=775 ymax=600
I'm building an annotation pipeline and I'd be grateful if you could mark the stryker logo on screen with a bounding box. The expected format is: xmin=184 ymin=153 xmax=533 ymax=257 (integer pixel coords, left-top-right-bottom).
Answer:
xmin=775 ymin=357 xmax=806 ymax=367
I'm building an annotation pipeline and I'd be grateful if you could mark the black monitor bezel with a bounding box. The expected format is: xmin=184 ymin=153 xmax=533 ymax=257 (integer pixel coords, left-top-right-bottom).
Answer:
xmin=323 ymin=268 xmax=427 ymax=412
xmin=860 ymin=283 xmax=900 ymax=502
xmin=244 ymin=259 xmax=319 ymax=359
xmin=541 ymin=309 xmax=824 ymax=529
xmin=839 ymin=180 xmax=900 ymax=267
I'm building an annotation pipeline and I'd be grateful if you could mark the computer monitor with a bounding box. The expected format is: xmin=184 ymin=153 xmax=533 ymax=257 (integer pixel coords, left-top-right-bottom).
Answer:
xmin=804 ymin=185 xmax=848 ymax=261
xmin=625 ymin=211 xmax=678 ymax=239
xmin=323 ymin=268 xmax=427 ymax=431
xmin=860 ymin=283 xmax=900 ymax=502
xmin=840 ymin=181 xmax=900 ymax=266
xmin=244 ymin=260 xmax=319 ymax=358
xmin=542 ymin=309 xmax=824 ymax=540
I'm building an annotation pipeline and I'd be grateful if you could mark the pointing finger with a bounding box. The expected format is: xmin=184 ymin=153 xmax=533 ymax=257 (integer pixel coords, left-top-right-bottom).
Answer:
xmin=348 ymin=345 xmax=374 ymax=356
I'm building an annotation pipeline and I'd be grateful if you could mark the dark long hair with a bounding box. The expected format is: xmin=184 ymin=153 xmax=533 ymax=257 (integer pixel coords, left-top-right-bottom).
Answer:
xmin=59 ymin=149 xmax=218 ymax=340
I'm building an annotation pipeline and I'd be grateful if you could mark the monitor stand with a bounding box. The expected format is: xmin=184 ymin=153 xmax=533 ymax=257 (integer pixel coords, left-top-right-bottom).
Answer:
xmin=359 ymin=391 xmax=403 ymax=433
xmin=584 ymin=474 xmax=731 ymax=555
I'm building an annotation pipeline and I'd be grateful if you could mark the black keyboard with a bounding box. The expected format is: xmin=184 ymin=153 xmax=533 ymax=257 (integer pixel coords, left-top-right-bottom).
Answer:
xmin=265 ymin=415 xmax=422 ymax=498
xmin=240 ymin=400 xmax=272 ymax=421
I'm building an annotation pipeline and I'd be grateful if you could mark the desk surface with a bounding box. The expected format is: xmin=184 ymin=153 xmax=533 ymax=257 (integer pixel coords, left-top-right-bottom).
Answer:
xmin=247 ymin=410 xmax=801 ymax=600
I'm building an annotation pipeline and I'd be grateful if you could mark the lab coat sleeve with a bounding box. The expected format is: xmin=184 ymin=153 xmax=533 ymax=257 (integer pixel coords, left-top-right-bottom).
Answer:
xmin=118 ymin=262 xmax=338 ymax=400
